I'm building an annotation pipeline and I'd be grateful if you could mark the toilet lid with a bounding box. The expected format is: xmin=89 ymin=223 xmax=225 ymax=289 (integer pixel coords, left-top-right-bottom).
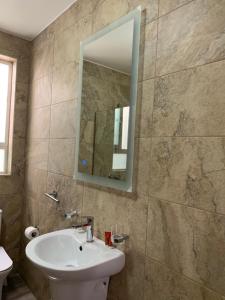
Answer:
xmin=0 ymin=247 xmax=13 ymax=271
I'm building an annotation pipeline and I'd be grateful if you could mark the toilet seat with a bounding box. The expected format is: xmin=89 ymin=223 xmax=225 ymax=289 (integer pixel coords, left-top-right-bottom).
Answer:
xmin=0 ymin=247 xmax=13 ymax=272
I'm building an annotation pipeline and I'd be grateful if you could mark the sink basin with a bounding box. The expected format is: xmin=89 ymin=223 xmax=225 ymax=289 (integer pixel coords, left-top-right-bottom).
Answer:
xmin=26 ymin=229 xmax=125 ymax=300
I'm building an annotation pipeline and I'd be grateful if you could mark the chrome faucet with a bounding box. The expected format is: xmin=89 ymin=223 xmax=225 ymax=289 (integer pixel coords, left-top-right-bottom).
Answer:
xmin=73 ymin=216 xmax=94 ymax=243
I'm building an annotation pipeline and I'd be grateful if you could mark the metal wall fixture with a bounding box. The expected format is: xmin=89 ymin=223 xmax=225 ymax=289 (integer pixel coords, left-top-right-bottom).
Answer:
xmin=64 ymin=210 xmax=79 ymax=219
xmin=44 ymin=191 xmax=59 ymax=203
xmin=112 ymin=234 xmax=129 ymax=244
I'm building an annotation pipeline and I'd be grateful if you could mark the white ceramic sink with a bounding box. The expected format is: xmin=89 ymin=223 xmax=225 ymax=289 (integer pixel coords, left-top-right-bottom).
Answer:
xmin=26 ymin=229 xmax=125 ymax=300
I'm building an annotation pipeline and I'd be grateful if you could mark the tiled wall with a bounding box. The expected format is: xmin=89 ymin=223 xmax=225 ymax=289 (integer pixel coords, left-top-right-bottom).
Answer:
xmin=20 ymin=0 xmax=225 ymax=299
xmin=0 ymin=31 xmax=30 ymax=264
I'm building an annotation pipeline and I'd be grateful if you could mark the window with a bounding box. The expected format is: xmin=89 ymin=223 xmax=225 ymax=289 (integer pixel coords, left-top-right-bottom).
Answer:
xmin=0 ymin=55 xmax=16 ymax=175
xmin=112 ymin=106 xmax=130 ymax=171
xmin=121 ymin=106 xmax=129 ymax=150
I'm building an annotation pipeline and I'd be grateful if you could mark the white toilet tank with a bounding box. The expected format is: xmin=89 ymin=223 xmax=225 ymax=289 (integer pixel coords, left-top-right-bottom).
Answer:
xmin=0 ymin=209 xmax=2 ymax=240
xmin=0 ymin=209 xmax=13 ymax=300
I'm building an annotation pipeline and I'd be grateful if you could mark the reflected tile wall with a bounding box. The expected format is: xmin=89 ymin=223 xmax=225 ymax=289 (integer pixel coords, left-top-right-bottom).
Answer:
xmin=0 ymin=31 xmax=30 ymax=264
xmin=21 ymin=0 xmax=225 ymax=299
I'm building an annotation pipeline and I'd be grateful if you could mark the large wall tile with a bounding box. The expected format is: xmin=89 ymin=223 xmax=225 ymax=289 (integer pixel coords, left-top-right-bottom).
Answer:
xmin=0 ymin=48 xmax=30 ymax=86
xmin=14 ymin=83 xmax=29 ymax=138
xmin=153 ymin=61 xmax=225 ymax=137
xmin=147 ymin=198 xmax=225 ymax=295
xmin=31 ymin=39 xmax=54 ymax=80
xmin=157 ymin=0 xmax=225 ymax=75
xmin=194 ymin=210 xmax=225 ymax=295
xmin=11 ymin=138 xmax=26 ymax=176
xmin=48 ymin=139 xmax=75 ymax=176
xmin=54 ymin=16 xmax=92 ymax=67
xmin=17 ymin=57 xmax=30 ymax=84
xmin=24 ymin=166 xmax=47 ymax=227
xmin=93 ymin=0 xmax=129 ymax=32
xmin=54 ymin=25 xmax=78 ymax=67
xmin=52 ymin=62 xmax=78 ymax=104
xmin=145 ymin=258 xmax=225 ymax=300
xmin=142 ymin=20 xmax=157 ymax=80
xmin=30 ymin=74 xmax=52 ymax=109
xmin=50 ymin=100 xmax=76 ymax=138
xmin=71 ymin=14 xmax=93 ymax=50
xmin=147 ymin=198 xmax=197 ymax=280
xmin=128 ymin=200 xmax=148 ymax=256
xmin=24 ymin=196 xmax=40 ymax=227
xmin=66 ymin=0 xmax=95 ymax=28
xmin=50 ymin=1 xmax=89 ymax=35
xmin=136 ymin=79 xmax=154 ymax=138
xmin=109 ymin=252 xmax=145 ymax=300
xmin=0 ymin=176 xmax=23 ymax=194
xmin=150 ymin=137 xmax=225 ymax=214
xmin=26 ymin=139 xmax=49 ymax=170
xmin=28 ymin=106 xmax=51 ymax=139
xmin=135 ymin=138 xmax=151 ymax=197
xmin=74 ymin=0 xmax=97 ymax=17
xmin=25 ymin=166 xmax=47 ymax=200
xmin=32 ymin=29 xmax=54 ymax=57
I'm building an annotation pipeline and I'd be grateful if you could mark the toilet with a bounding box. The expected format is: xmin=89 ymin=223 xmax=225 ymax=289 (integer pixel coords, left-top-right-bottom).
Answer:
xmin=0 ymin=210 xmax=13 ymax=300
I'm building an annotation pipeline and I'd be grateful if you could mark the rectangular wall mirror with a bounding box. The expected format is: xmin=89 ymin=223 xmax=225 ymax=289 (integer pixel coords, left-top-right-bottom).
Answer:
xmin=74 ymin=7 xmax=141 ymax=192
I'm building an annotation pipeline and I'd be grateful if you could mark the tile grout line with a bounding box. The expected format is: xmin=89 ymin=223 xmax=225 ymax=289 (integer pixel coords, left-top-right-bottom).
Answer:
xmin=142 ymin=56 xmax=225 ymax=83
xmin=30 ymin=97 xmax=77 ymax=111
xmin=143 ymin=137 xmax=153 ymax=299
xmin=158 ymin=0 xmax=195 ymax=19
xmin=43 ymin=35 xmax=55 ymax=229
xmin=149 ymin=195 xmax=225 ymax=219
xmin=143 ymin=0 xmax=160 ymax=295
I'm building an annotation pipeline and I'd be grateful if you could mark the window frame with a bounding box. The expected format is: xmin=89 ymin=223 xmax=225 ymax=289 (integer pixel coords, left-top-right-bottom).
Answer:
xmin=0 ymin=55 xmax=17 ymax=176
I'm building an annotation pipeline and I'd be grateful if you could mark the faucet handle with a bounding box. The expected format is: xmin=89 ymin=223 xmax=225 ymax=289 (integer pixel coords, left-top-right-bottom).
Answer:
xmin=64 ymin=209 xmax=80 ymax=220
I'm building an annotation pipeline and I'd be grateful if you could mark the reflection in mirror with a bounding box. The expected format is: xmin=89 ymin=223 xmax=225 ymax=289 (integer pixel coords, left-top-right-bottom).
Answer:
xmin=75 ymin=8 xmax=141 ymax=192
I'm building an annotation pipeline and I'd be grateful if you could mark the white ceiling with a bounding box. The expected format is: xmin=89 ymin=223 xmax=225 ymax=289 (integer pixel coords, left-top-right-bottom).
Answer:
xmin=84 ymin=20 xmax=134 ymax=74
xmin=0 ymin=0 xmax=77 ymax=41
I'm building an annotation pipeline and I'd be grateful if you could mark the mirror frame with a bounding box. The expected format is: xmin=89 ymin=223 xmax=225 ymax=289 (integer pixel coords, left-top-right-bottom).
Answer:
xmin=74 ymin=7 xmax=141 ymax=192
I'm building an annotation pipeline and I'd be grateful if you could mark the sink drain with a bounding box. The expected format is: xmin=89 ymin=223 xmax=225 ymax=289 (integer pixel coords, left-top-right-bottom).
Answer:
xmin=65 ymin=264 xmax=75 ymax=267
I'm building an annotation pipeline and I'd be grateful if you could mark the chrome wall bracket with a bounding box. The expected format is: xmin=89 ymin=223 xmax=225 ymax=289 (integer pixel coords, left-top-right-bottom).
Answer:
xmin=44 ymin=191 xmax=59 ymax=203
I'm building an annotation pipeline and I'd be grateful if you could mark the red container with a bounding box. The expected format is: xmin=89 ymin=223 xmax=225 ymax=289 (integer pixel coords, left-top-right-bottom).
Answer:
xmin=104 ymin=231 xmax=112 ymax=246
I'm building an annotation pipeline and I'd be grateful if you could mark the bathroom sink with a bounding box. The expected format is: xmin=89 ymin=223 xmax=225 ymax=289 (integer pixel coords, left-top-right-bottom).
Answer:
xmin=25 ymin=229 xmax=125 ymax=282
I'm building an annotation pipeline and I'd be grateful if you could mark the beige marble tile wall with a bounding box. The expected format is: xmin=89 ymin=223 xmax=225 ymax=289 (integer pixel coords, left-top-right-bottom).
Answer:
xmin=20 ymin=0 xmax=225 ymax=299
xmin=0 ymin=31 xmax=30 ymax=264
